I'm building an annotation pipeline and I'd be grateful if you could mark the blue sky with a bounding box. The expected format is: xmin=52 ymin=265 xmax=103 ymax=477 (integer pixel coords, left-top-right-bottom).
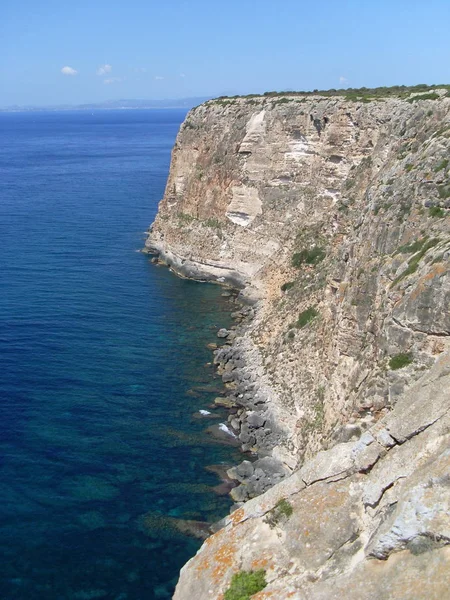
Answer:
xmin=1 ymin=0 xmax=450 ymax=106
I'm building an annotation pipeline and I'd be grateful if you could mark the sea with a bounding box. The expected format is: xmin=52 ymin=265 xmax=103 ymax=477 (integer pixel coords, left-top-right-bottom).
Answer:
xmin=0 ymin=109 xmax=242 ymax=599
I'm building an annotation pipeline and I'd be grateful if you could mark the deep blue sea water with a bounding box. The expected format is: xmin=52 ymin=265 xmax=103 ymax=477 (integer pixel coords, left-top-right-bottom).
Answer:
xmin=0 ymin=110 xmax=241 ymax=599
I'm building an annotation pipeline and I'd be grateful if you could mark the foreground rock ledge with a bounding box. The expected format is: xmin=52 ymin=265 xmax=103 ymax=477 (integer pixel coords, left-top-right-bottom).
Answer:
xmin=145 ymin=91 xmax=450 ymax=598
xmin=174 ymin=353 xmax=450 ymax=599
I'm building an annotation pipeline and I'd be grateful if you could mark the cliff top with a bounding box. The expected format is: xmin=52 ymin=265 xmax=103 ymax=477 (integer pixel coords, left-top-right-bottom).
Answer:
xmin=204 ymin=83 xmax=450 ymax=106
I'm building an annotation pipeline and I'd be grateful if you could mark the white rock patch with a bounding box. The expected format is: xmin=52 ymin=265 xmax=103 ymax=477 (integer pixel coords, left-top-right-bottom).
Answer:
xmin=238 ymin=110 xmax=266 ymax=153
xmin=226 ymin=185 xmax=262 ymax=226
xmin=285 ymin=138 xmax=309 ymax=161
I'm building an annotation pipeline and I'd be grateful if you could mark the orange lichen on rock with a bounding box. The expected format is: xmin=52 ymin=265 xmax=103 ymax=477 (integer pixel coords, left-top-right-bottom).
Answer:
xmin=193 ymin=530 xmax=240 ymax=587
xmin=252 ymin=588 xmax=299 ymax=599
xmin=211 ymin=538 xmax=239 ymax=583
xmin=252 ymin=591 xmax=275 ymax=599
xmin=229 ymin=507 xmax=245 ymax=526
xmin=250 ymin=556 xmax=271 ymax=570
xmin=410 ymin=262 xmax=446 ymax=301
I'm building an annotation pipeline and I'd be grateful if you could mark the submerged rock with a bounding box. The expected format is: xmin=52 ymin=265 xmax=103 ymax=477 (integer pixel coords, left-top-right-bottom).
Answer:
xmin=213 ymin=396 xmax=237 ymax=408
xmin=63 ymin=476 xmax=119 ymax=502
xmin=205 ymin=423 xmax=240 ymax=446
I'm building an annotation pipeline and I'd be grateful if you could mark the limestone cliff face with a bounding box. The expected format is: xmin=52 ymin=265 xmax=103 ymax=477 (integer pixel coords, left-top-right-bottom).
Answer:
xmin=146 ymin=92 xmax=450 ymax=598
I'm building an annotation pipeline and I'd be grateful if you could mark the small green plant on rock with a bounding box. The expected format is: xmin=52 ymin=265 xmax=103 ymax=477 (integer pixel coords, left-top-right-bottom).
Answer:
xmin=434 ymin=159 xmax=448 ymax=172
xmin=264 ymin=498 xmax=293 ymax=528
xmin=429 ymin=206 xmax=445 ymax=218
xmin=292 ymin=247 xmax=325 ymax=267
xmin=202 ymin=218 xmax=222 ymax=228
xmin=389 ymin=353 xmax=413 ymax=370
xmin=281 ymin=281 xmax=295 ymax=292
xmin=438 ymin=184 xmax=450 ymax=199
xmin=177 ymin=212 xmax=196 ymax=225
xmin=296 ymin=307 xmax=318 ymax=328
xmin=224 ymin=570 xmax=267 ymax=600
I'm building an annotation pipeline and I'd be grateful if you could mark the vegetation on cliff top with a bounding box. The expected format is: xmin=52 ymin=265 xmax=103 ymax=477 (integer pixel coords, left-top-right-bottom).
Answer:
xmin=206 ymin=83 xmax=450 ymax=105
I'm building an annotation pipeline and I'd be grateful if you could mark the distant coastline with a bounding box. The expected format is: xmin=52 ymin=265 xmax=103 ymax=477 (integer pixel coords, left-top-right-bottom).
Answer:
xmin=0 ymin=96 xmax=211 ymax=113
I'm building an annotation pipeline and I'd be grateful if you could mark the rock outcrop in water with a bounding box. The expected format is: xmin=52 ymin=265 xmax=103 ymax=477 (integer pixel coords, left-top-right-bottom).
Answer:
xmin=146 ymin=89 xmax=450 ymax=598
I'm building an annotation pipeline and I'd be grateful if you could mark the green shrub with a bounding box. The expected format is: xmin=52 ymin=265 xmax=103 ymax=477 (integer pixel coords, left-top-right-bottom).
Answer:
xmin=177 ymin=212 xmax=196 ymax=224
xmin=296 ymin=307 xmax=318 ymax=328
xmin=407 ymin=92 xmax=440 ymax=102
xmin=224 ymin=570 xmax=267 ymax=600
xmin=437 ymin=185 xmax=450 ymax=199
xmin=264 ymin=498 xmax=294 ymax=528
xmin=276 ymin=498 xmax=293 ymax=517
xmin=389 ymin=353 xmax=413 ymax=370
xmin=281 ymin=281 xmax=295 ymax=292
xmin=345 ymin=177 xmax=355 ymax=189
xmin=396 ymin=238 xmax=427 ymax=254
xmin=429 ymin=206 xmax=445 ymax=218
xmin=292 ymin=247 xmax=326 ymax=267
xmin=207 ymin=85 xmax=450 ymax=105
xmin=392 ymin=237 xmax=440 ymax=285
xmin=434 ymin=159 xmax=448 ymax=172
xmin=203 ymin=218 xmax=222 ymax=228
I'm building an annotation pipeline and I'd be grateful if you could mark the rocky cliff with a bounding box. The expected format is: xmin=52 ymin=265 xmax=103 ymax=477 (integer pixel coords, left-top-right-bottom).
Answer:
xmin=146 ymin=89 xmax=450 ymax=598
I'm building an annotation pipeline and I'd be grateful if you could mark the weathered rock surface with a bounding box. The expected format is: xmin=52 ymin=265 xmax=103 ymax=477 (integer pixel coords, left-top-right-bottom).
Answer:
xmin=146 ymin=91 xmax=450 ymax=598
xmin=174 ymin=354 xmax=450 ymax=599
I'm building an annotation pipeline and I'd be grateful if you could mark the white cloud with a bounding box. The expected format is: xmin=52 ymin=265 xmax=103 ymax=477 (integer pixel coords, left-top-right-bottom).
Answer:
xmin=61 ymin=66 xmax=78 ymax=76
xmin=97 ymin=64 xmax=112 ymax=76
xmin=154 ymin=75 xmax=164 ymax=80
xmin=339 ymin=76 xmax=349 ymax=85
xmin=134 ymin=67 xmax=147 ymax=73
xmin=103 ymin=77 xmax=123 ymax=84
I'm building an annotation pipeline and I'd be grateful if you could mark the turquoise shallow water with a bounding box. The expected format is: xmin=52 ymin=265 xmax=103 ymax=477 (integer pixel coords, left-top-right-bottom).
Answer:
xmin=0 ymin=110 xmax=241 ymax=599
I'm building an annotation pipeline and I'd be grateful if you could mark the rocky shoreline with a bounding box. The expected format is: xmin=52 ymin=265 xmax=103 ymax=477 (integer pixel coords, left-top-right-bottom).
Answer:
xmin=210 ymin=303 xmax=291 ymax=504
xmin=146 ymin=253 xmax=291 ymax=510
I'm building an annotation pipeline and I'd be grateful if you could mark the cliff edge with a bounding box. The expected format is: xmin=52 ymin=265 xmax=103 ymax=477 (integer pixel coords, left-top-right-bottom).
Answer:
xmin=146 ymin=89 xmax=450 ymax=598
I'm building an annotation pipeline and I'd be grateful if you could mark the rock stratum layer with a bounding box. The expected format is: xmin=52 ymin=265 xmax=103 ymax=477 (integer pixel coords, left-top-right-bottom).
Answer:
xmin=146 ymin=91 xmax=450 ymax=599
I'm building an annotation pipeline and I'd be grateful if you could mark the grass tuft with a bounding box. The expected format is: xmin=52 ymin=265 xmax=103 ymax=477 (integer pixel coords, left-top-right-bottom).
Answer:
xmin=264 ymin=499 xmax=294 ymax=528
